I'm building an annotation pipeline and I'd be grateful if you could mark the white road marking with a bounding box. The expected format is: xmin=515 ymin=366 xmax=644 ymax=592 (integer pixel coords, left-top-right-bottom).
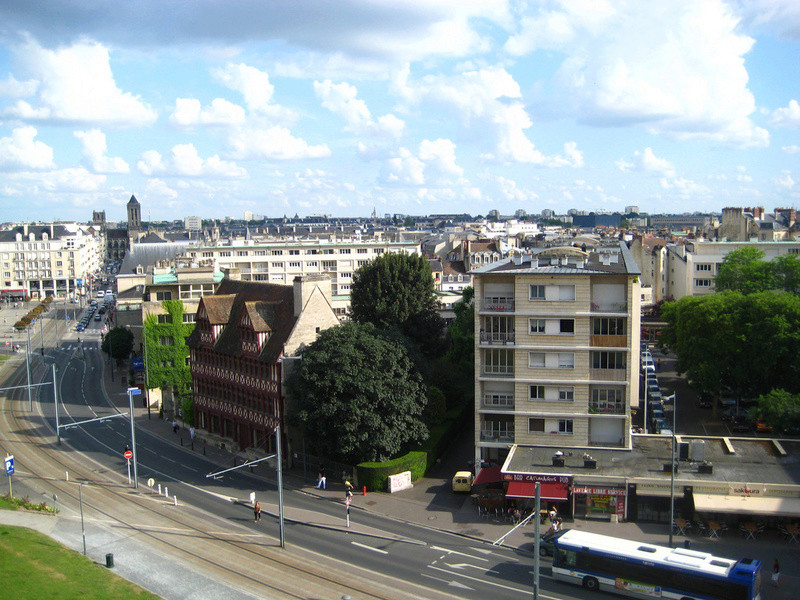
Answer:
xmin=351 ymin=541 xmax=388 ymax=554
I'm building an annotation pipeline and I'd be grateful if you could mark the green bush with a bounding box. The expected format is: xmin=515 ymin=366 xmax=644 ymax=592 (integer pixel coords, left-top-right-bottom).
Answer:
xmin=357 ymin=451 xmax=427 ymax=492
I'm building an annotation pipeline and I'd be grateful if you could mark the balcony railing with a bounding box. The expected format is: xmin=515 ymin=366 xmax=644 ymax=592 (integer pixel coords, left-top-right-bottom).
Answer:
xmin=588 ymin=404 xmax=626 ymax=415
xmin=483 ymin=365 xmax=514 ymax=376
xmin=590 ymin=302 xmax=627 ymax=313
xmin=480 ymin=429 xmax=515 ymax=443
xmin=483 ymin=298 xmax=515 ymax=312
xmin=590 ymin=334 xmax=627 ymax=348
xmin=482 ymin=394 xmax=515 ymax=409
xmin=589 ymin=368 xmax=627 ymax=381
xmin=480 ymin=331 xmax=516 ymax=344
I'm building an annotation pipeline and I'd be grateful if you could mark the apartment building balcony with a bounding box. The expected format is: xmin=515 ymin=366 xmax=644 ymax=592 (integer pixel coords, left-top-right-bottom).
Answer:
xmin=480 ymin=429 xmax=515 ymax=443
xmin=589 ymin=368 xmax=627 ymax=381
xmin=479 ymin=330 xmax=516 ymax=345
xmin=590 ymin=334 xmax=627 ymax=348
xmin=481 ymin=393 xmax=515 ymax=410
xmin=482 ymin=297 xmax=515 ymax=312
xmin=588 ymin=439 xmax=626 ymax=448
xmin=588 ymin=403 xmax=626 ymax=415
xmin=482 ymin=365 xmax=514 ymax=377
xmin=590 ymin=302 xmax=627 ymax=313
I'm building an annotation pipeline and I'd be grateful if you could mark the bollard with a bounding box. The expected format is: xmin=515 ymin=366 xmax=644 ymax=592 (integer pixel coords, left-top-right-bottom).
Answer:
xmin=180 ymin=437 xmax=183 ymax=446
xmin=65 ymin=471 xmax=69 ymax=481
xmin=105 ymin=553 xmax=114 ymax=568
xmin=164 ymin=486 xmax=168 ymax=498
xmin=203 ymin=445 xmax=206 ymax=455
xmin=173 ymin=495 xmax=177 ymax=506
xmin=363 ymin=486 xmax=367 ymax=496
xmin=157 ymin=484 xmax=162 ymax=495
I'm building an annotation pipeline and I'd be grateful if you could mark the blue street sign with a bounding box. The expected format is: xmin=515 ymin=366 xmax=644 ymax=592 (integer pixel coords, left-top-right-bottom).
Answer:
xmin=127 ymin=387 xmax=141 ymax=396
xmin=132 ymin=358 xmax=144 ymax=371
xmin=4 ymin=455 xmax=14 ymax=476
xmin=76 ymin=278 xmax=83 ymax=286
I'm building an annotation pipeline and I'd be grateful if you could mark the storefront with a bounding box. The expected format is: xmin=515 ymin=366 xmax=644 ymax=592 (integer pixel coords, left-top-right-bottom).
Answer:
xmin=502 ymin=472 xmax=572 ymax=515
xmin=572 ymin=485 xmax=626 ymax=521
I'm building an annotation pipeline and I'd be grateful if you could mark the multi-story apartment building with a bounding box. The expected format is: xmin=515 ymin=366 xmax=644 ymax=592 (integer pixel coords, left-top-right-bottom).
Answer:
xmin=182 ymin=239 xmax=420 ymax=317
xmin=471 ymin=242 xmax=641 ymax=468
xmin=0 ymin=223 xmax=103 ymax=301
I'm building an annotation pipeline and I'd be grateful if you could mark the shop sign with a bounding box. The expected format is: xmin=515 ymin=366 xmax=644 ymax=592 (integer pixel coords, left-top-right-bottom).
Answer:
xmin=573 ymin=486 xmax=625 ymax=496
xmin=503 ymin=473 xmax=572 ymax=485
xmin=729 ymin=484 xmax=764 ymax=497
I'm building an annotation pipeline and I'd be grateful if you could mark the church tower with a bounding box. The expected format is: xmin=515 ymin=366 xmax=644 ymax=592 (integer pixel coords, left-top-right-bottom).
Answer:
xmin=127 ymin=195 xmax=142 ymax=232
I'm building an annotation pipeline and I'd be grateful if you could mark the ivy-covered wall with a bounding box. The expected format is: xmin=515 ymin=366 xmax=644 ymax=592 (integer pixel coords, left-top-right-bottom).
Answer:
xmin=144 ymin=299 xmax=195 ymax=399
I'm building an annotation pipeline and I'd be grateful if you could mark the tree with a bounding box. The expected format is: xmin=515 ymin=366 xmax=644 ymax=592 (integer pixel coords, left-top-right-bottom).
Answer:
xmin=754 ymin=389 xmax=800 ymax=434
xmin=715 ymin=247 xmax=773 ymax=294
xmin=101 ymin=326 xmax=134 ymax=363
xmin=349 ymin=252 xmax=443 ymax=355
xmin=287 ymin=322 xmax=429 ymax=464
xmin=772 ymin=253 xmax=800 ymax=294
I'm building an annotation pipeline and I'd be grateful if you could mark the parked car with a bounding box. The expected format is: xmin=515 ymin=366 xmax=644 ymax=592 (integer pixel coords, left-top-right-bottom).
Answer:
xmin=697 ymin=392 xmax=713 ymax=409
xmin=538 ymin=528 xmax=568 ymax=557
xmin=722 ymin=406 xmax=748 ymax=422
xmin=755 ymin=421 xmax=774 ymax=433
xmin=451 ymin=471 xmax=474 ymax=493
xmin=731 ymin=415 xmax=751 ymax=433
xmin=94 ymin=314 xmax=102 ymax=321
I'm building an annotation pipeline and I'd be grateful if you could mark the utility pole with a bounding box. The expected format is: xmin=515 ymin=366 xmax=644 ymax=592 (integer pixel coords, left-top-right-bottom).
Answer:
xmin=668 ymin=392 xmax=677 ymax=547
xmin=25 ymin=327 xmax=32 ymax=411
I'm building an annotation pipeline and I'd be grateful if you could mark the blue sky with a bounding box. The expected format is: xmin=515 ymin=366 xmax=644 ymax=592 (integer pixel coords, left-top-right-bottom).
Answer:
xmin=0 ymin=0 xmax=798 ymax=223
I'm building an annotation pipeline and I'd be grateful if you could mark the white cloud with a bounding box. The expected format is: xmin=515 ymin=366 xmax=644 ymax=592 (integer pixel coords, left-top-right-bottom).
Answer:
xmin=144 ymin=178 xmax=179 ymax=200
xmin=136 ymin=144 xmax=246 ymax=178
xmin=383 ymin=147 xmax=425 ymax=185
xmin=314 ymin=79 xmax=405 ymax=138
xmin=782 ymin=145 xmax=800 ymax=154
xmin=5 ymin=39 xmax=157 ymax=126
xmin=381 ymin=138 xmax=465 ymax=186
xmin=169 ymin=97 xmax=246 ymax=128
xmin=74 ymin=129 xmax=129 ymax=173
xmin=660 ymin=176 xmax=711 ymax=196
xmin=37 ymin=167 xmax=106 ymax=192
xmin=770 ymin=99 xmax=800 ymax=128
xmin=211 ymin=62 xmax=295 ymax=122
xmin=616 ymin=147 xmax=674 ymax=176
xmin=0 ymin=74 xmax=38 ymax=97
xmin=776 ymin=170 xmax=795 ymax=189
xmin=0 ymin=126 xmax=55 ymax=171
xmin=419 ymin=138 xmax=462 ymax=176
xmin=228 ymin=126 xmax=331 ymax=160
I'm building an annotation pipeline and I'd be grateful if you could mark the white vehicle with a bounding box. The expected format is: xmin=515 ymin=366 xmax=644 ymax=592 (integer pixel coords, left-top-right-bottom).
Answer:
xmin=96 ymin=290 xmax=105 ymax=298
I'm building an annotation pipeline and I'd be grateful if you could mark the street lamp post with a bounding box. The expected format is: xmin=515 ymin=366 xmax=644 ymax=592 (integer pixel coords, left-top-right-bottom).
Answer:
xmin=25 ymin=327 xmax=32 ymax=411
xmin=126 ymin=387 xmax=140 ymax=488
xmin=667 ymin=392 xmax=677 ymax=547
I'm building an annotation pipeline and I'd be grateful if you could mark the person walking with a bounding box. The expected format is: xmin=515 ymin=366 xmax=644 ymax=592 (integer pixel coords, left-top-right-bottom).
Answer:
xmin=253 ymin=500 xmax=262 ymax=523
xmin=316 ymin=464 xmax=327 ymax=490
xmin=772 ymin=558 xmax=780 ymax=586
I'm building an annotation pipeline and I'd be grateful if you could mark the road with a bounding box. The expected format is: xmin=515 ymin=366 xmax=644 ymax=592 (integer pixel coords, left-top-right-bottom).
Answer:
xmin=1 ymin=310 xmax=608 ymax=600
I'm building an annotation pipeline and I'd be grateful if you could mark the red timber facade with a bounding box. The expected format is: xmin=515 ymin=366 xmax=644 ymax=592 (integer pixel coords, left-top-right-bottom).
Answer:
xmin=187 ymin=275 xmax=339 ymax=454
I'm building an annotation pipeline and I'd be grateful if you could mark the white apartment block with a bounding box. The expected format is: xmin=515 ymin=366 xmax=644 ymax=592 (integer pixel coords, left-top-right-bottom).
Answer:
xmin=182 ymin=238 xmax=421 ymax=316
xmin=184 ymin=216 xmax=202 ymax=230
xmin=472 ymin=242 xmax=641 ymax=467
xmin=633 ymin=239 xmax=800 ymax=302
xmin=0 ymin=223 xmax=103 ymax=300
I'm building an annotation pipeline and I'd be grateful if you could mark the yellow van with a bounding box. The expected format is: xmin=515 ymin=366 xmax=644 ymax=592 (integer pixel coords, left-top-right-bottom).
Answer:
xmin=452 ymin=471 xmax=474 ymax=493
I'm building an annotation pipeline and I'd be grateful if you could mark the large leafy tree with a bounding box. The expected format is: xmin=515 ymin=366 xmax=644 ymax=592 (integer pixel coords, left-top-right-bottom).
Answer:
xmin=349 ymin=253 xmax=442 ymax=350
xmin=715 ymin=247 xmax=773 ymax=294
xmin=754 ymin=389 xmax=800 ymax=433
xmin=287 ymin=322 xmax=429 ymax=464
xmin=661 ymin=291 xmax=800 ymax=401
xmin=101 ymin=326 xmax=134 ymax=362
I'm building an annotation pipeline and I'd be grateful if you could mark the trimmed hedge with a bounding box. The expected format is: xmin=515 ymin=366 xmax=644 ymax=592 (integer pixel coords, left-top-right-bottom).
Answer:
xmin=357 ymin=451 xmax=427 ymax=492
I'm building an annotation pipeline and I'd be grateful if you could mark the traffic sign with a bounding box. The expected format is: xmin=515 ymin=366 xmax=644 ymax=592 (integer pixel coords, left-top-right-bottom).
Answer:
xmin=124 ymin=450 xmax=133 ymax=459
xmin=4 ymin=455 xmax=14 ymax=476
xmin=127 ymin=387 xmax=141 ymax=396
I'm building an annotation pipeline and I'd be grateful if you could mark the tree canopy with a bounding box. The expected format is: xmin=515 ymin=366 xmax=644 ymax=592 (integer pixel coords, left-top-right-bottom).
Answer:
xmin=287 ymin=321 xmax=429 ymax=464
xmin=101 ymin=326 xmax=134 ymax=362
xmin=349 ymin=252 xmax=443 ymax=355
xmin=754 ymin=389 xmax=800 ymax=434
xmin=660 ymin=290 xmax=800 ymax=400
xmin=715 ymin=247 xmax=800 ymax=295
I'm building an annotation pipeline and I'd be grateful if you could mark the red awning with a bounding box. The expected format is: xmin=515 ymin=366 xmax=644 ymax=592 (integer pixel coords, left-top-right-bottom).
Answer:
xmin=506 ymin=480 xmax=569 ymax=501
xmin=472 ymin=465 xmax=503 ymax=487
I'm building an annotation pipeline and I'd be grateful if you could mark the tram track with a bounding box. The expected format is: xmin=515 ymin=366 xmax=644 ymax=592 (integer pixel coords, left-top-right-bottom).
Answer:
xmin=0 ymin=344 xmax=456 ymax=600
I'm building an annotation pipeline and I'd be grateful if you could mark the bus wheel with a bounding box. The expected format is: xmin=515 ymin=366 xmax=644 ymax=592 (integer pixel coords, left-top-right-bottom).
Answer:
xmin=582 ymin=577 xmax=599 ymax=591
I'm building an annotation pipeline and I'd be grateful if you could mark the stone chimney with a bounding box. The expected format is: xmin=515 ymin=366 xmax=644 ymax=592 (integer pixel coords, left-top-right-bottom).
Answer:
xmin=293 ymin=273 xmax=332 ymax=317
xmin=224 ymin=268 xmax=241 ymax=281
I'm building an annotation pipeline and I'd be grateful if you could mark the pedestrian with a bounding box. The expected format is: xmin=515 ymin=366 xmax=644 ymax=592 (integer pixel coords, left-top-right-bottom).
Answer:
xmin=772 ymin=558 xmax=780 ymax=586
xmin=254 ymin=500 xmax=261 ymax=522
xmin=172 ymin=420 xmax=179 ymax=434
xmin=189 ymin=426 xmax=195 ymax=441
xmin=345 ymin=480 xmax=354 ymax=500
xmin=316 ymin=464 xmax=326 ymax=490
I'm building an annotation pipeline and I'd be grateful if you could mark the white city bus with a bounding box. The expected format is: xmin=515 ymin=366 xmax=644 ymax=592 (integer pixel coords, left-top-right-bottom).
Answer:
xmin=551 ymin=529 xmax=761 ymax=600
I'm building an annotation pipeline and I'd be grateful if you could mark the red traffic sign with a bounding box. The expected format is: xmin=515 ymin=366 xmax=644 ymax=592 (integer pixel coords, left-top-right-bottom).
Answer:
xmin=124 ymin=450 xmax=133 ymax=460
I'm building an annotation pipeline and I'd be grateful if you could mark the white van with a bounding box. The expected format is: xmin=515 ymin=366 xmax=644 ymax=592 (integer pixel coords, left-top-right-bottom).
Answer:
xmin=96 ymin=290 xmax=105 ymax=298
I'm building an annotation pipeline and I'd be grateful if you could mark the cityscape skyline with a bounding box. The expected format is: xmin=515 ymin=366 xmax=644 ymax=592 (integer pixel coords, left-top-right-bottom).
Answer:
xmin=0 ymin=1 xmax=798 ymax=223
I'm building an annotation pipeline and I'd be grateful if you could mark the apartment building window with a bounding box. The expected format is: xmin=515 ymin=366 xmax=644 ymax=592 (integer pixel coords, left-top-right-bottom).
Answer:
xmin=289 ymin=261 xmax=301 ymax=268
xmin=271 ymin=262 xmax=284 ymax=269
xmin=340 ymin=248 xmax=351 ymax=254
xmin=289 ymin=250 xmax=300 ymax=255
xmin=357 ymin=248 xmax=368 ymax=254
xmin=157 ymin=314 xmax=171 ymax=324
xmin=340 ymin=272 xmax=352 ymax=278
xmin=529 ymin=385 xmax=545 ymax=400
xmin=357 ymin=260 xmax=368 ymax=267
xmin=590 ymin=388 xmax=624 ymax=413
xmin=558 ymin=285 xmax=575 ymax=300
xmin=559 ymin=319 xmax=575 ymax=334
xmin=528 ymin=418 xmax=545 ymax=433
xmin=591 ymin=351 xmax=626 ymax=369
xmin=485 ymin=348 xmax=514 ymax=374
xmin=696 ymin=264 xmax=712 ymax=271
xmin=593 ymin=317 xmax=626 ymax=335
xmin=255 ymin=250 xmax=267 ymax=256
xmin=156 ymin=291 xmax=172 ymax=301
xmin=530 ymin=285 xmax=545 ymax=300
xmin=271 ymin=250 xmax=283 ymax=255
xmin=695 ymin=279 xmax=712 ymax=287
xmin=159 ymin=336 xmax=175 ymax=346
xmin=237 ymin=251 xmax=249 ymax=256
xmin=558 ymin=387 xmax=574 ymax=401
xmin=219 ymin=251 xmax=231 ymax=257
xmin=558 ymin=352 xmax=575 ymax=368
xmin=183 ymin=314 xmax=196 ymax=323
xmin=306 ymin=261 xmax=318 ymax=267
xmin=529 ymin=318 xmax=545 ymax=334
xmin=529 ymin=352 xmax=545 ymax=368
xmin=202 ymin=252 xmax=213 ymax=258
xmin=558 ymin=419 xmax=573 ymax=434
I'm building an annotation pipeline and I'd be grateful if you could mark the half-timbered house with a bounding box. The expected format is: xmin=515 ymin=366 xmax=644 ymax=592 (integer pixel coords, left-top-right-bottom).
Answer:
xmin=188 ymin=273 xmax=339 ymax=454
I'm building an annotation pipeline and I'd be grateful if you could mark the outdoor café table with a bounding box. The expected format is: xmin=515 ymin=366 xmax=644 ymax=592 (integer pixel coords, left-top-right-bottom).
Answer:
xmin=742 ymin=522 xmax=758 ymax=540
xmin=674 ymin=518 xmax=689 ymax=535
xmin=786 ymin=524 xmax=800 ymax=543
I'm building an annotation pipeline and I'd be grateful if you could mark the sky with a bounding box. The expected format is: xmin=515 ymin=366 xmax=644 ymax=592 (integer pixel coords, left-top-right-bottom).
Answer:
xmin=0 ymin=1 xmax=799 ymax=224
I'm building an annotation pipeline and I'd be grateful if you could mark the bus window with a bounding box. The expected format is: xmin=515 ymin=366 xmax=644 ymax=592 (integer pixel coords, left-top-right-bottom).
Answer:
xmin=557 ymin=549 xmax=576 ymax=568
